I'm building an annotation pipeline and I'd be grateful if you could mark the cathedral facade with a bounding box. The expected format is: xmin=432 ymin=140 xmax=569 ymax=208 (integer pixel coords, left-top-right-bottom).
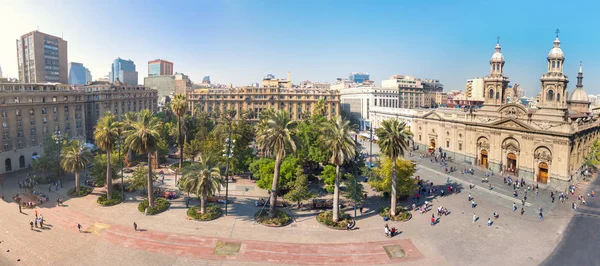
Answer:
xmin=406 ymin=35 xmax=598 ymax=191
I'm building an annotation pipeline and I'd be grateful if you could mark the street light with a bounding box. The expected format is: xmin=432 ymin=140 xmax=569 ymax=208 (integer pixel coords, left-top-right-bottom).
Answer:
xmin=52 ymin=131 xmax=64 ymax=187
xmin=223 ymin=132 xmax=235 ymax=216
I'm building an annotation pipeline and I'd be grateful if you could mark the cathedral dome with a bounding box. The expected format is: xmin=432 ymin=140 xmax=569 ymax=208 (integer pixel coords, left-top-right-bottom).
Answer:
xmin=548 ymin=37 xmax=564 ymax=59
xmin=569 ymin=87 xmax=589 ymax=102
xmin=491 ymin=43 xmax=504 ymax=62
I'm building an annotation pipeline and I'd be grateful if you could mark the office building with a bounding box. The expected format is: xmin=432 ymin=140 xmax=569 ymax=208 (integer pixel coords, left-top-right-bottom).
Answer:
xmin=68 ymin=62 xmax=91 ymax=85
xmin=83 ymin=80 xmax=158 ymax=140
xmin=148 ymin=59 xmax=173 ymax=76
xmin=0 ymin=82 xmax=86 ymax=174
xmin=144 ymin=72 xmax=192 ymax=103
xmin=381 ymin=75 xmax=424 ymax=109
xmin=110 ymin=58 xmax=138 ymax=85
xmin=188 ymin=87 xmax=340 ymax=121
xmin=349 ymin=72 xmax=370 ymax=83
xmin=16 ymin=30 xmax=68 ymax=84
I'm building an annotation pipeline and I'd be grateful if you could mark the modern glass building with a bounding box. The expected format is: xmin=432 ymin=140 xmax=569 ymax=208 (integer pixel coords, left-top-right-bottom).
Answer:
xmin=68 ymin=62 xmax=90 ymax=85
xmin=148 ymin=59 xmax=173 ymax=77
xmin=110 ymin=58 xmax=138 ymax=85
xmin=349 ymin=72 xmax=370 ymax=83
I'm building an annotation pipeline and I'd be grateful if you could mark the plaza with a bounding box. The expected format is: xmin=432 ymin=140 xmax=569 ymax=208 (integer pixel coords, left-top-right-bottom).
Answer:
xmin=0 ymin=141 xmax=594 ymax=265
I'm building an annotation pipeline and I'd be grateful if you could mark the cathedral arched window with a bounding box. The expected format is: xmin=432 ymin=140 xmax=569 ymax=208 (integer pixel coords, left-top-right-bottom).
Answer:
xmin=489 ymin=89 xmax=494 ymax=99
xmin=557 ymin=61 xmax=561 ymax=69
xmin=547 ymin=90 xmax=554 ymax=101
xmin=557 ymin=93 xmax=561 ymax=102
xmin=496 ymin=91 xmax=500 ymax=99
xmin=552 ymin=61 xmax=556 ymax=68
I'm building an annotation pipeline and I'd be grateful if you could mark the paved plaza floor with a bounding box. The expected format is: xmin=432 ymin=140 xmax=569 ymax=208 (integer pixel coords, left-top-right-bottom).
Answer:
xmin=0 ymin=147 xmax=593 ymax=265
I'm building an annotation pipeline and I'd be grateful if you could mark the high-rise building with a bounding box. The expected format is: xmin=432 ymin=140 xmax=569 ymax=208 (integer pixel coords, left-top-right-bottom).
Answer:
xmin=85 ymin=68 xmax=92 ymax=83
xmin=349 ymin=72 xmax=370 ymax=83
xmin=148 ymin=59 xmax=173 ymax=77
xmin=202 ymin=76 xmax=211 ymax=84
xmin=110 ymin=58 xmax=138 ymax=85
xmin=0 ymin=65 xmax=3 ymax=78
xmin=68 ymin=62 xmax=91 ymax=85
xmin=16 ymin=30 xmax=68 ymax=84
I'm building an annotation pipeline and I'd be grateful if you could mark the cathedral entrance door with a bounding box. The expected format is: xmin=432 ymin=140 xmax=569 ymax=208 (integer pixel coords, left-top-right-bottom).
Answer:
xmin=481 ymin=149 xmax=488 ymax=168
xmin=507 ymin=153 xmax=517 ymax=173
xmin=538 ymin=162 xmax=549 ymax=184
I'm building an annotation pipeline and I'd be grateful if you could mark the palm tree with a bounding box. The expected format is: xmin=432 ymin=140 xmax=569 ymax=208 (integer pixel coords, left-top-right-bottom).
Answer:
xmin=121 ymin=112 xmax=138 ymax=167
xmin=60 ymin=139 xmax=93 ymax=194
xmin=171 ymin=94 xmax=188 ymax=171
xmin=182 ymin=160 xmax=223 ymax=214
xmin=94 ymin=112 xmax=121 ymax=200
xmin=124 ymin=110 xmax=162 ymax=207
xmin=256 ymin=110 xmax=299 ymax=218
xmin=322 ymin=117 xmax=356 ymax=222
xmin=375 ymin=119 xmax=412 ymax=216
xmin=312 ymin=98 xmax=327 ymax=117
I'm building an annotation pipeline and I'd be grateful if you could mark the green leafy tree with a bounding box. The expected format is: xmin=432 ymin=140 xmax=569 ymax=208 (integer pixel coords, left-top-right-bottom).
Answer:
xmin=129 ymin=165 xmax=158 ymax=191
xmin=375 ymin=119 xmax=412 ymax=216
xmin=60 ymin=140 xmax=93 ymax=194
xmin=32 ymin=155 xmax=53 ymax=178
xmin=313 ymin=98 xmax=327 ymax=117
xmin=285 ymin=174 xmax=313 ymax=206
xmin=585 ymin=140 xmax=600 ymax=167
xmin=124 ymin=110 xmax=162 ymax=207
xmin=94 ymin=113 xmax=121 ymax=200
xmin=343 ymin=173 xmax=364 ymax=203
xmin=181 ymin=161 xmax=224 ymax=214
xmin=120 ymin=112 xmax=138 ymax=167
xmin=322 ymin=117 xmax=356 ymax=222
xmin=183 ymin=139 xmax=203 ymax=162
xmin=320 ymin=165 xmax=337 ymax=193
xmin=252 ymin=156 xmax=301 ymax=191
xmin=171 ymin=94 xmax=188 ymax=171
xmin=296 ymin=116 xmax=330 ymax=167
xmin=370 ymin=157 xmax=417 ymax=199
xmin=255 ymin=110 xmax=299 ymax=218
xmin=90 ymin=153 xmax=120 ymax=187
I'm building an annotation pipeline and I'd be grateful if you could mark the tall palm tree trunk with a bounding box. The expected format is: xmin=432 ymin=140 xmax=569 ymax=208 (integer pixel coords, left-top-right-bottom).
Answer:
xmin=333 ymin=165 xmax=341 ymax=222
xmin=201 ymin=195 xmax=207 ymax=214
xmin=390 ymin=157 xmax=398 ymax=216
xmin=269 ymin=152 xmax=283 ymax=218
xmin=147 ymin=153 xmax=155 ymax=207
xmin=106 ymin=150 xmax=112 ymax=200
xmin=75 ymin=172 xmax=80 ymax=194
xmin=178 ymin=116 xmax=183 ymax=170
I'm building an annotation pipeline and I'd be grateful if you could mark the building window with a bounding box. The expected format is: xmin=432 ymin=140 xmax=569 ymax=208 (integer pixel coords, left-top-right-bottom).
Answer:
xmin=64 ymin=106 xmax=69 ymax=112
xmin=459 ymin=143 xmax=462 ymax=151
xmin=2 ymin=132 xmax=8 ymax=140
xmin=41 ymin=108 xmax=46 ymax=114
xmin=547 ymin=90 xmax=554 ymax=101
xmin=1 ymin=110 xmax=6 ymax=118
xmin=489 ymin=89 xmax=494 ymax=99
xmin=419 ymin=135 xmax=422 ymax=141
xmin=17 ymin=130 xmax=23 ymax=138
xmin=16 ymin=109 xmax=21 ymax=116
xmin=14 ymin=97 xmax=19 ymax=103
xmin=31 ymin=138 xmax=37 ymax=146
xmin=17 ymin=141 xmax=23 ymax=149
xmin=446 ymin=140 xmax=449 ymax=148
xmin=52 ymin=96 xmax=57 ymax=102
xmin=2 ymin=121 xmax=7 ymax=128
xmin=53 ymin=107 xmax=58 ymax=113
xmin=29 ymin=109 xmax=34 ymax=115
xmin=30 ymin=128 xmax=36 ymax=135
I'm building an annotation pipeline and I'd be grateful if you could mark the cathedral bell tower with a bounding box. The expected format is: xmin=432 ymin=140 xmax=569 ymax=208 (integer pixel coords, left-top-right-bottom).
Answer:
xmin=483 ymin=37 xmax=510 ymax=106
xmin=538 ymin=30 xmax=568 ymax=110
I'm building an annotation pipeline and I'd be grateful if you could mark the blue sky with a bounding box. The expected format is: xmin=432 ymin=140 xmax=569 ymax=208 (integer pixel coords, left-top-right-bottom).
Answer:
xmin=1 ymin=0 xmax=599 ymax=96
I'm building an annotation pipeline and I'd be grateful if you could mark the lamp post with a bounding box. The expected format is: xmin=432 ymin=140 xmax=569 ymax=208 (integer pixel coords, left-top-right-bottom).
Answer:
xmin=223 ymin=131 xmax=235 ymax=216
xmin=353 ymin=135 xmax=358 ymax=219
xmin=53 ymin=131 xmax=63 ymax=186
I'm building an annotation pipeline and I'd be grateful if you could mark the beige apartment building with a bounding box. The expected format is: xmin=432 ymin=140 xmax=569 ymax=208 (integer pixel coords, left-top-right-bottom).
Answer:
xmin=83 ymin=80 xmax=158 ymax=140
xmin=188 ymin=87 xmax=340 ymax=120
xmin=16 ymin=31 xmax=68 ymax=84
xmin=0 ymin=82 xmax=85 ymax=174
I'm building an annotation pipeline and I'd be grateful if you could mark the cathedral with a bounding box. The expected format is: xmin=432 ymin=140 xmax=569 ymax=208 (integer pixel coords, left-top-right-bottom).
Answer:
xmin=405 ymin=33 xmax=598 ymax=190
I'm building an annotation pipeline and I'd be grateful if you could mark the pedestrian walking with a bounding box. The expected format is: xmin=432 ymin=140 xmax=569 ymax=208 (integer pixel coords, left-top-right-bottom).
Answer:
xmin=473 ymin=213 xmax=477 ymax=223
xmin=144 ymin=207 xmax=148 ymax=216
xmin=493 ymin=212 xmax=499 ymax=219
xmin=30 ymin=220 xmax=33 ymax=230
xmin=522 ymin=199 xmax=525 ymax=206
xmin=572 ymin=202 xmax=576 ymax=210
xmin=34 ymin=210 xmax=38 ymax=218
xmin=513 ymin=203 xmax=517 ymax=211
xmin=539 ymin=208 xmax=543 ymax=219
xmin=431 ymin=214 xmax=435 ymax=226
xmin=133 ymin=222 xmax=137 ymax=231
xmin=77 ymin=223 xmax=82 ymax=232
xmin=471 ymin=200 xmax=476 ymax=208
xmin=521 ymin=207 xmax=525 ymax=215
xmin=34 ymin=218 xmax=38 ymax=228
xmin=487 ymin=218 xmax=492 ymax=226
xmin=18 ymin=204 xmax=21 ymax=213
xmin=48 ymin=184 xmax=51 ymax=192
xmin=551 ymin=196 xmax=555 ymax=203
xmin=185 ymin=200 xmax=189 ymax=208
xmin=592 ymin=190 xmax=596 ymax=197
xmin=360 ymin=206 xmax=363 ymax=215
xmin=468 ymin=194 xmax=472 ymax=201
xmin=346 ymin=222 xmax=351 ymax=231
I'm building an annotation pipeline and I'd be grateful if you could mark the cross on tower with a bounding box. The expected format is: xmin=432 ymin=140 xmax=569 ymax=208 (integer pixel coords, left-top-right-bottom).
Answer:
xmin=555 ymin=28 xmax=560 ymax=38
